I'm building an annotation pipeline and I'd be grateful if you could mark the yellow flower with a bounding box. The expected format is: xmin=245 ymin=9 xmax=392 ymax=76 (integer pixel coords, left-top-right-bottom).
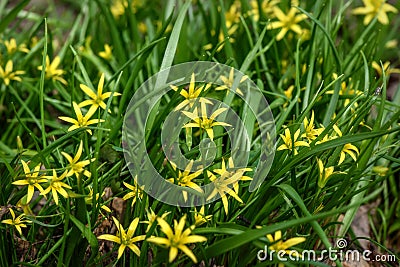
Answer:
xmin=40 ymin=170 xmax=71 ymax=205
xmin=98 ymin=44 xmax=113 ymax=60
xmin=333 ymin=125 xmax=360 ymax=165
xmin=212 ymin=157 xmax=252 ymax=195
xmin=327 ymin=73 xmax=362 ymax=107
xmin=283 ymin=85 xmax=300 ymax=107
xmin=167 ymin=160 xmax=203 ymax=202
xmin=277 ymin=128 xmax=309 ymax=155
xmin=58 ymin=102 xmax=105 ymax=135
xmin=3 ymin=38 xmax=29 ymax=54
xmin=372 ymin=61 xmax=400 ymax=77
xmin=0 ymin=60 xmax=25 ymax=86
xmin=37 ymin=56 xmax=67 ymax=85
xmin=78 ymin=73 xmax=121 ymax=114
xmin=182 ymin=102 xmax=231 ymax=141
xmin=339 ymin=144 xmax=359 ymax=164
xmin=110 ymin=0 xmax=144 ymax=18
xmin=110 ymin=0 xmax=127 ymax=18
xmin=207 ymin=169 xmax=245 ymax=215
xmin=147 ymin=214 xmax=207 ymax=263
xmin=170 ymin=73 xmax=211 ymax=110
xmin=315 ymin=124 xmax=341 ymax=145
xmin=193 ymin=206 xmax=212 ymax=226
xmin=219 ymin=23 xmax=238 ymax=44
xmin=141 ymin=208 xmax=170 ymax=231
xmin=249 ymin=0 xmax=279 ymax=21
xmin=225 ymin=1 xmax=241 ymax=28
xmin=85 ymin=187 xmax=111 ymax=212
xmin=268 ymin=7 xmax=308 ymax=40
xmin=302 ymin=111 xmax=324 ymax=142
xmin=352 ymin=0 xmax=398 ymax=25
xmin=267 ymin=230 xmax=305 ymax=266
xmin=4 ymin=38 xmax=18 ymax=54
xmin=203 ymin=24 xmax=238 ymax=52
xmin=12 ymin=160 xmax=47 ymax=203
xmin=61 ymin=140 xmax=95 ymax=178
xmin=123 ymin=176 xmax=144 ymax=206
xmin=1 ymin=208 xmax=29 ymax=235
xmin=317 ymin=159 xmax=336 ymax=188
xmin=215 ymin=67 xmax=248 ymax=96
xmin=17 ymin=196 xmax=34 ymax=216
xmin=284 ymin=85 xmax=295 ymax=99
xmin=385 ymin=39 xmax=397 ymax=49
xmin=98 ymin=217 xmax=146 ymax=259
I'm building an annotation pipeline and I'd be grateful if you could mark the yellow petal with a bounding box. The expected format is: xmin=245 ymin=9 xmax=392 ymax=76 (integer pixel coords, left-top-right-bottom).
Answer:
xmin=127 ymin=244 xmax=141 ymax=257
xmin=58 ymin=116 xmax=78 ymax=124
xmin=27 ymin=185 xmax=34 ymax=203
xmin=179 ymin=244 xmax=198 ymax=263
xmin=126 ymin=218 xmax=139 ymax=238
xmin=97 ymin=73 xmax=105 ymax=95
xmin=72 ymin=102 xmax=83 ymax=120
xmin=117 ymin=244 xmax=126 ymax=259
xmin=156 ymin=217 xmax=174 ymax=239
xmin=98 ymin=234 xmax=121 ymax=244
xmin=281 ymin=237 xmax=306 ymax=249
xmin=80 ymin=84 xmax=97 ymax=99
xmin=181 ymin=235 xmax=207 ymax=244
xmin=74 ymin=140 xmax=84 ymax=163
xmin=147 ymin=236 xmax=169 ymax=245
xmin=175 ymin=214 xmax=186 ymax=237
xmin=169 ymin=247 xmax=178 ymax=262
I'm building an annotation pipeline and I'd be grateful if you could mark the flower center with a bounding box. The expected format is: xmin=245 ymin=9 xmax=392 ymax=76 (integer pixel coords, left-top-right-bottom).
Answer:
xmin=78 ymin=117 xmax=88 ymax=127
xmin=170 ymin=235 xmax=181 ymax=247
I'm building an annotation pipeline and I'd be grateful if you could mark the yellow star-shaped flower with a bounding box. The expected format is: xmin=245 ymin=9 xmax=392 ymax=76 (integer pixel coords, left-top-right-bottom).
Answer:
xmin=0 ymin=60 xmax=25 ymax=86
xmin=98 ymin=44 xmax=113 ymax=60
xmin=277 ymin=128 xmax=309 ymax=155
xmin=40 ymin=170 xmax=72 ymax=205
xmin=37 ymin=56 xmax=67 ymax=85
xmin=182 ymin=102 xmax=231 ymax=141
xmin=122 ymin=176 xmax=144 ymax=207
xmin=193 ymin=206 xmax=212 ymax=226
xmin=215 ymin=67 xmax=248 ymax=96
xmin=207 ymin=158 xmax=250 ymax=215
xmin=353 ymin=0 xmax=398 ymax=25
xmin=171 ymin=73 xmax=211 ymax=110
xmin=12 ymin=160 xmax=47 ymax=203
xmin=301 ymin=111 xmax=324 ymax=143
xmin=58 ymin=102 xmax=105 ymax=135
xmin=61 ymin=140 xmax=95 ymax=179
xmin=147 ymin=214 xmax=207 ymax=263
xmin=268 ymin=7 xmax=308 ymax=40
xmin=141 ymin=208 xmax=170 ymax=231
xmin=78 ymin=73 xmax=121 ymax=114
xmin=1 ymin=208 xmax=30 ymax=236
xmin=167 ymin=160 xmax=203 ymax=202
xmin=98 ymin=217 xmax=146 ymax=259
xmin=249 ymin=0 xmax=279 ymax=22
xmin=267 ymin=230 xmax=306 ymax=266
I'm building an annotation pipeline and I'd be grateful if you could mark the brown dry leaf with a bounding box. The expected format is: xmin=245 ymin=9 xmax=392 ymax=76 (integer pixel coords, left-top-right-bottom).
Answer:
xmin=111 ymin=197 xmax=126 ymax=220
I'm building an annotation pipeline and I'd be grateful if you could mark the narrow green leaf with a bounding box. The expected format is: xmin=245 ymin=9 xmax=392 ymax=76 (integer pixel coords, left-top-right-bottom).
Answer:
xmin=0 ymin=0 xmax=29 ymax=33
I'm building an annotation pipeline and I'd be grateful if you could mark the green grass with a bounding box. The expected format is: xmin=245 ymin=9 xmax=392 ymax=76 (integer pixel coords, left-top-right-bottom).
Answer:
xmin=0 ymin=0 xmax=399 ymax=266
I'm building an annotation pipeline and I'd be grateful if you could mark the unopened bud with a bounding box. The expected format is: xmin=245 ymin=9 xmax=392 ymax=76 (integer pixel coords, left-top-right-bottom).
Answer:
xmin=17 ymin=136 xmax=23 ymax=153
xmin=372 ymin=166 xmax=389 ymax=176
